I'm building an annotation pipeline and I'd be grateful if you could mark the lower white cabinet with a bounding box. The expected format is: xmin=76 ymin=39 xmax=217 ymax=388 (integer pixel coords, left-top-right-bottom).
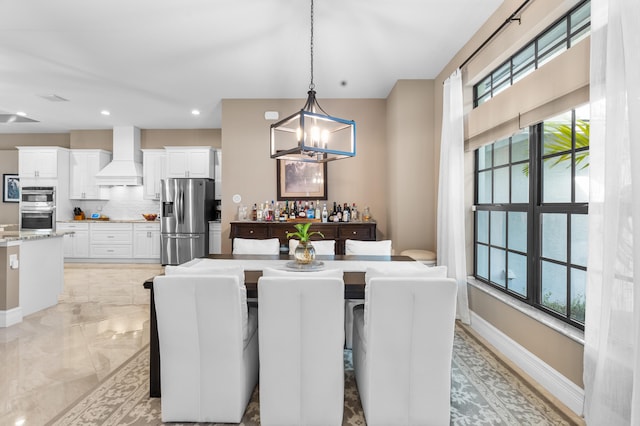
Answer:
xmin=90 ymin=222 xmax=133 ymax=259
xmin=133 ymin=222 xmax=161 ymax=258
xmin=58 ymin=222 xmax=90 ymax=258
xmin=58 ymin=221 xmax=160 ymax=262
xmin=209 ymin=221 xmax=221 ymax=254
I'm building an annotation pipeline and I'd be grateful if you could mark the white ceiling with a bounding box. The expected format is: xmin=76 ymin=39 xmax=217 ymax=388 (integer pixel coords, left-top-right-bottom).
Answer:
xmin=0 ymin=0 xmax=502 ymax=134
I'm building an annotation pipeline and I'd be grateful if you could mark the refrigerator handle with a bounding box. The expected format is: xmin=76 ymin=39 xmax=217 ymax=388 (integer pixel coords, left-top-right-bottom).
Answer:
xmin=177 ymin=188 xmax=184 ymax=224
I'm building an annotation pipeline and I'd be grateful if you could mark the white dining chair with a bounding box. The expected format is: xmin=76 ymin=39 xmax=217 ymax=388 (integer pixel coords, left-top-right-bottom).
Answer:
xmin=153 ymin=268 xmax=259 ymax=423
xmin=258 ymin=269 xmax=345 ymax=426
xmin=343 ymin=239 xmax=393 ymax=348
xmin=232 ymin=237 xmax=280 ymax=255
xmin=288 ymin=238 xmax=336 ymax=255
xmin=353 ymin=272 xmax=457 ymax=426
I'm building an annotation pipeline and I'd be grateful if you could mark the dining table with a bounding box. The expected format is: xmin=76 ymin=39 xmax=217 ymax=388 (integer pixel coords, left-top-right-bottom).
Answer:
xmin=143 ymin=253 xmax=423 ymax=397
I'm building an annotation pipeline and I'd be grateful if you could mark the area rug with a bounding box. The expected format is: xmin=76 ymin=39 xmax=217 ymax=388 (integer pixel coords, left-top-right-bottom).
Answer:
xmin=47 ymin=324 xmax=580 ymax=425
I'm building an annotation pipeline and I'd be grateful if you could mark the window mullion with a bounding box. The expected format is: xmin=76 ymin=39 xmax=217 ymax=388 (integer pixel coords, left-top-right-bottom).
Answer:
xmin=528 ymin=123 xmax=542 ymax=305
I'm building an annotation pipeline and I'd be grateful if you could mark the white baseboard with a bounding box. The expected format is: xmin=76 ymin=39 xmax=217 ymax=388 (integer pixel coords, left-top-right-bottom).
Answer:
xmin=469 ymin=311 xmax=585 ymax=416
xmin=0 ymin=307 xmax=23 ymax=327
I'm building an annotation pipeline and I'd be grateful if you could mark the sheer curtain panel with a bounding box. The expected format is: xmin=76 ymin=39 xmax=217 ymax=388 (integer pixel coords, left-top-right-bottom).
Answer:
xmin=437 ymin=69 xmax=470 ymax=324
xmin=583 ymin=0 xmax=640 ymax=423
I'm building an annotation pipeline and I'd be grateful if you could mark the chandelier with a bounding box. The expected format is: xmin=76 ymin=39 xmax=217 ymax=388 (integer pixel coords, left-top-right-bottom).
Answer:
xmin=270 ymin=0 xmax=356 ymax=163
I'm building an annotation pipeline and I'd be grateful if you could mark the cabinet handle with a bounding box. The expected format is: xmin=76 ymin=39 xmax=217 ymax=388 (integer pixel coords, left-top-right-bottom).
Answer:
xmin=249 ymin=230 xmax=254 ymax=234
xmin=352 ymin=231 xmax=357 ymax=235
xmin=108 ymin=235 xmax=115 ymax=238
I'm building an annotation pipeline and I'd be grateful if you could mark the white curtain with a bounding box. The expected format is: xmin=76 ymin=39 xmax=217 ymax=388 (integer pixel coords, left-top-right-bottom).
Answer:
xmin=583 ymin=0 xmax=640 ymax=424
xmin=437 ymin=69 xmax=470 ymax=324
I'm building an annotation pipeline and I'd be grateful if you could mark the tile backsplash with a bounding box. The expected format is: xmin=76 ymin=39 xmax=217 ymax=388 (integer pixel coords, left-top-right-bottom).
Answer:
xmin=75 ymin=186 xmax=160 ymax=220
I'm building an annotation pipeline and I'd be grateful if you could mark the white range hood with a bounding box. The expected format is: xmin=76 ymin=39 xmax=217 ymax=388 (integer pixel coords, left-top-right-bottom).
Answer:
xmin=95 ymin=126 xmax=143 ymax=186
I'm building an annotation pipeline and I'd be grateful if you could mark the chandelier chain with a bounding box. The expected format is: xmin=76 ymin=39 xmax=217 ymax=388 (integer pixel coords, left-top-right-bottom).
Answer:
xmin=309 ymin=0 xmax=315 ymax=90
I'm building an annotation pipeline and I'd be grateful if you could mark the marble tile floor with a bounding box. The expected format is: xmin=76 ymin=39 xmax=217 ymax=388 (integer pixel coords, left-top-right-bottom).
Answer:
xmin=0 ymin=263 xmax=163 ymax=426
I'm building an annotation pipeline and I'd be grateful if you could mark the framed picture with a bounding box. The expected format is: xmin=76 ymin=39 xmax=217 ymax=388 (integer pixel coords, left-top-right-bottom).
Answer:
xmin=3 ymin=174 xmax=20 ymax=203
xmin=277 ymin=159 xmax=327 ymax=201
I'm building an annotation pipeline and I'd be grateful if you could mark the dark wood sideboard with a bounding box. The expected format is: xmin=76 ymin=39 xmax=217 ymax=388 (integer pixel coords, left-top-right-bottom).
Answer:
xmin=229 ymin=221 xmax=377 ymax=255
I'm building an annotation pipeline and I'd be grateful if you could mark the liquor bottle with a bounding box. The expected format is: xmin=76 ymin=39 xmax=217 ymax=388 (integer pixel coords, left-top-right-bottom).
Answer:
xmin=343 ymin=202 xmax=350 ymax=222
xmin=322 ymin=203 xmax=328 ymax=223
xmin=315 ymin=200 xmax=321 ymax=220
xmin=336 ymin=203 xmax=343 ymax=222
xmin=351 ymin=203 xmax=358 ymax=222
xmin=299 ymin=201 xmax=307 ymax=218
xmin=307 ymin=202 xmax=315 ymax=219
xmin=290 ymin=201 xmax=297 ymax=219
xmin=256 ymin=203 xmax=264 ymax=221
xmin=284 ymin=201 xmax=290 ymax=218
xmin=252 ymin=203 xmax=257 ymax=221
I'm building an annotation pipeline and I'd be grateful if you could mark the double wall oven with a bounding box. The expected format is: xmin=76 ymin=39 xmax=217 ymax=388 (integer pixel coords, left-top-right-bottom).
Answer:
xmin=20 ymin=186 xmax=56 ymax=232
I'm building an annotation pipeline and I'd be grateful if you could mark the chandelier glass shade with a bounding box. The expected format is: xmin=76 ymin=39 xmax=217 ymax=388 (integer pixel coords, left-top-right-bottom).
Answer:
xmin=269 ymin=0 xmax=356 ymax=163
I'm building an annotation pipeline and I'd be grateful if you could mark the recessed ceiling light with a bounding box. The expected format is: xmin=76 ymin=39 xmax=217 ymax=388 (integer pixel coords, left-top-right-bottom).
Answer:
xmin=101 ymin=110 xmax=111 ymax=116
xmin=191 ymin=109 xmax=200 ymax=116
xmin=16 ymin=111 xmax=27 ymax=116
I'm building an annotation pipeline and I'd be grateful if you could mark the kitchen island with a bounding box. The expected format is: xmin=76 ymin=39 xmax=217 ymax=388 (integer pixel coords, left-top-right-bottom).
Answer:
xmin=0 ymin=228 xmax=67 ymax=327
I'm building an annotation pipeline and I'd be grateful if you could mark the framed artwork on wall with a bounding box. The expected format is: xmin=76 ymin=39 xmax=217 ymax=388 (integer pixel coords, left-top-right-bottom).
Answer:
xmin=276 ymin=159 xmax=327 ymax=201
xmin=3 ymin=174 xmax=20 ymax=203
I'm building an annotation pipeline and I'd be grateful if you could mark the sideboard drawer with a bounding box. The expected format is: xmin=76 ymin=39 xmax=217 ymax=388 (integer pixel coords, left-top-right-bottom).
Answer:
xmin=339 ymin=225 xmax=374 ymax=240
xmin=232 ymin=224 xmax=270 ymax=239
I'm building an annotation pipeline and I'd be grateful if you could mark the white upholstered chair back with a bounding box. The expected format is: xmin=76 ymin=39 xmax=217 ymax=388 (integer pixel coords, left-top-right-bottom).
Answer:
xmin=288 ymin=238 xmax=336 ymax=255
xmin=232 ymin=237 xmax=280 ymax=255
xmin=343 ymin=239 xmax=393 ymax=348
xmin=345 ymin=239 xmax=392 ymax=255
xmin=352 ymin=276 xmax=457 ymax=426
xmin=258 ymin=274 xmax=345 ymax=426
xmin=153 ymin=274 xmax=259 ymax=423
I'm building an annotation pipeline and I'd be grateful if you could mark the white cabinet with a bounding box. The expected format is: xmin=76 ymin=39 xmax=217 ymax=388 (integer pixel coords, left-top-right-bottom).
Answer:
xmin=133 ymin=222 xmax=160 ymax=259
xmin=69 ymin=150 xmax=111 ymax=200
xmin=165 ymin=147 xmax=215 ymax=178
xmin=89 ymin=222 xmax=133 ymax=258
xmin=142 ymin=149 xmax=166 ymax=200
xmin=57 ymin=222 xmax=90 ymax=258
xmin=18 ymin=147 xmax=62 ymax=179
xmin=209 ymin=221 xmax=221 ymax=254
xmin=214 ymin=149 xmax=222 ymax=199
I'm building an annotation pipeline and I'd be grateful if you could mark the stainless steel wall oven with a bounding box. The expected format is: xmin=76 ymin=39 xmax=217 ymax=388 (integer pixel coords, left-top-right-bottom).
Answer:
xmin=20 ymin=186 xmax=56 ymax=232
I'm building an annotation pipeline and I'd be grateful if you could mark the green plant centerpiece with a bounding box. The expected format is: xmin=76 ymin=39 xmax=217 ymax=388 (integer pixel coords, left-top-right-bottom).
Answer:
xmin=286 ymin=222 xmax=324 ymax=264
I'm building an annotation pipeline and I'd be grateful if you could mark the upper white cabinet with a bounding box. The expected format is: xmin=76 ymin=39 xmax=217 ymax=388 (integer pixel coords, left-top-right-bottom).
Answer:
xmin=142 ymin=149 xmax=166 ymax=200
xmin=165 ymin=147 xmax=215 ymax=179
xmin=69 ymin=149 xmax=111 ymax=200
xmin=214 ymin=149 xmax=222 ymax=199
xmin=18 ymin=146 xmax=69 ymax=181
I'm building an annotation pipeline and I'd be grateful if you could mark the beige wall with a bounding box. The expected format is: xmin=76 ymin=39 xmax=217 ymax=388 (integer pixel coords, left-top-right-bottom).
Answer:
xmin=220 ymin=98 xmax=387 ymax=253
xmin=0 ymin=151 xmax=19 ymax=224
xmin=432 ymin=0 xmax=586 ymax=388
xmin=0 ymin=245 xmax=20 ymax=310
xmin=469 ymin=286 xmax=584 ymax=387
xmin=387 ymin=80 xmax=437 ymax=253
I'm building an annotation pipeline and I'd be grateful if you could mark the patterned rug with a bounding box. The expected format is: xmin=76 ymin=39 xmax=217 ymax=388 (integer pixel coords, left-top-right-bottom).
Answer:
xmin=47 ymin=324 xmax=580 ymax=425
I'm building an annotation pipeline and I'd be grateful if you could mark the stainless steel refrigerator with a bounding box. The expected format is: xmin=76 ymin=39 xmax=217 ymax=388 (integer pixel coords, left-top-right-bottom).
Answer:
xmin=161 ymin=178 xmax=215 ymax=265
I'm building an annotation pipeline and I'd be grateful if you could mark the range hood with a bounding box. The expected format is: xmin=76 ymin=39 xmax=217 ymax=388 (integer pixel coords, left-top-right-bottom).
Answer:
xmin=95 ymin=126 xmax=143 ymax=186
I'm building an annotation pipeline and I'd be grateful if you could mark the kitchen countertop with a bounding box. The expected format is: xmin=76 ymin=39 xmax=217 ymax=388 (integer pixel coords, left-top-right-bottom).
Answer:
xmin=0 ymin=230 xmax=68 ymax=245
xmin=57 ymin=219 xmax=160 ymax=223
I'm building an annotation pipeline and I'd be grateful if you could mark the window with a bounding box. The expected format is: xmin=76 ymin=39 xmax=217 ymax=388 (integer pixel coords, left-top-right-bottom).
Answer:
xmin=474 ymin=106 xmax=589 ymax=328
xmin=473 ymin=0 xmax=591 ymax=107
